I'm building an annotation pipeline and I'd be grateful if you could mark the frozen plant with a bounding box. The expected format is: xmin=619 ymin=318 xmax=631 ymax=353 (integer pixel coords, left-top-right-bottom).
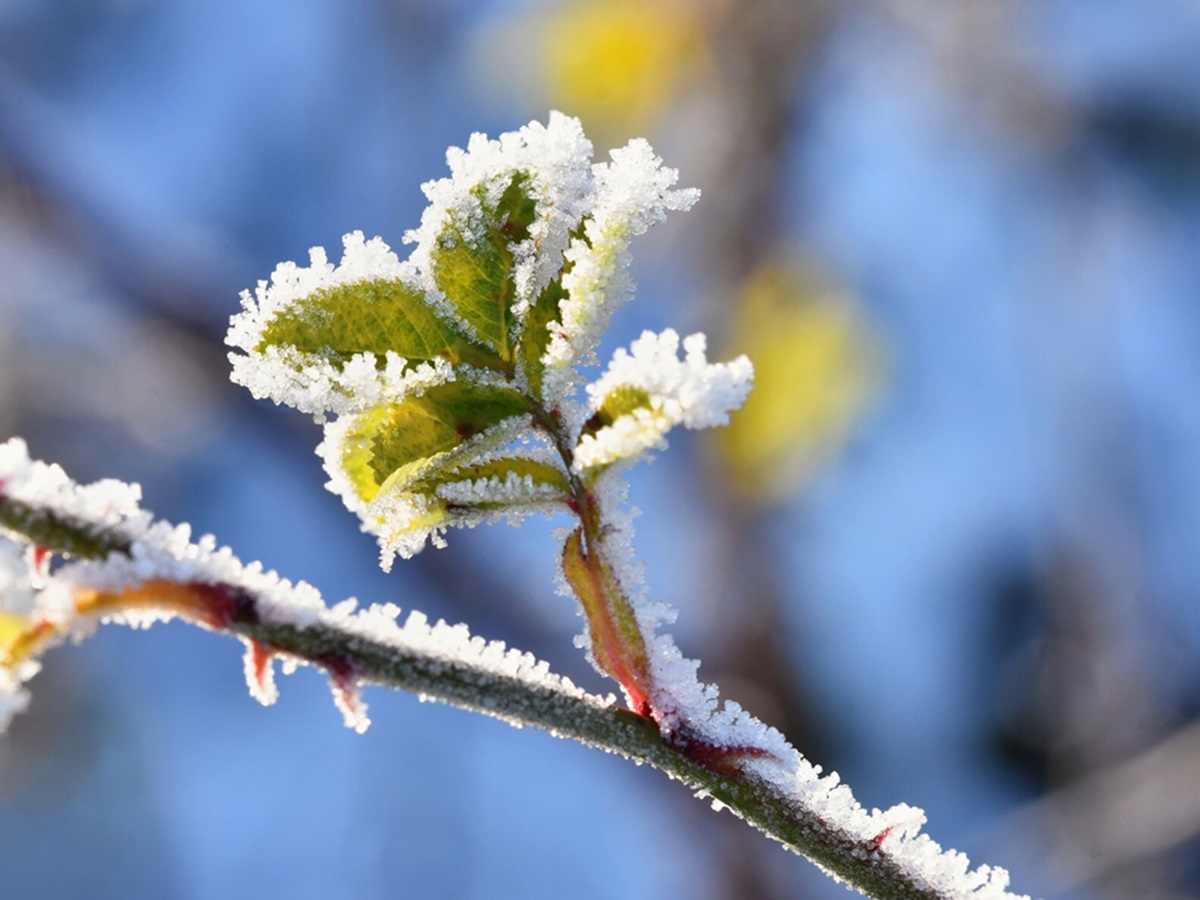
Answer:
xmin=0 ymin=114 xmax=1029 ymax=900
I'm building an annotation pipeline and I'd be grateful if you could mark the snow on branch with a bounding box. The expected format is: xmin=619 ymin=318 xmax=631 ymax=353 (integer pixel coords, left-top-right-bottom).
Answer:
xmin=0 ymin=437 xmax=599 ymax=734
xmin=0 ymin=436 xmax=1029 ymax=900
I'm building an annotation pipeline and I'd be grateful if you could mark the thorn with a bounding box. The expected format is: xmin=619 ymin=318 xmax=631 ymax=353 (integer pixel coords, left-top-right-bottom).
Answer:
xmin=321 ymin=653 xmax=370 ymax=734
xmin=869 ymin=825 xmax=895 ymax=852
xmin=663 ymin=721 xmax=781 ymax=777
xmin=25 ymin=545 xmax=52 ymax=588
xmin=29 ymin=545 xmax=51 ymax=573
xmin=242 ymin=639 xmax=278 ymax=706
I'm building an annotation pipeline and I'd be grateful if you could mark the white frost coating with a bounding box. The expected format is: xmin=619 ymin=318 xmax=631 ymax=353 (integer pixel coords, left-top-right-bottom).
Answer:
xmin=405 ymin=111 xmax=595 ymax=332
xmin=0 ymin=437 xmax=610 ymax=737
xmin=434 ymin=447 xmax=568 ymax=510
xmin=0 ymin=437 xmax=147 ymax=535
xmin=320 ymin=406 xmax=544 ymax=570
xmin=213 ymin=119 xmax=1032 ymax=896
xmin=321 ymin=603 xmax=615 ymax=731
xmin=228 ymin=232 xmax=404 ymax=350
xmin=645 ymin=634 xmax=1031 ymax=898
xmin=242 ymin=637 xmax=279 ymax=706
xmin=574 ymin=329 xmax=753 ymax=470
xmin=0 ymin=538 xmax=36 ymax=730
xmin=542 ymin=140 xmax=701 ymax=404
xmin=233 ymin=346 xmax=455 ymax=422
xmin=0 ymin=437 xmax=325 ymax=725
xmin=573 ymin=463 xmax=1031 ymax=900
xmin=0 ymin=539 xmax=36 ymax=618
xmin=435 ymin=471 xmax=562 ymax=506
xmin=227 ymin=232 xmax=456 ymax=419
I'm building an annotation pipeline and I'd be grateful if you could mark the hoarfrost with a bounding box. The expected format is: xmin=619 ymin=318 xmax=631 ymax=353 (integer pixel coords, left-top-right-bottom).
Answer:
xmin=1 ymin=428 xmax=1032 ymax=896
xmin=227 ymin=232 xmax=450 ymax=419
xmin=575 ymin=329 xmax=753 ymax=470
xmin=320 ymin=408 xmax=544 ymax=570
xmin=0 ymin=437 xmax=146 ymax=535
xmin=570 ymin=448 xmax=1031 ymax=900
xmin=0 ymin=538 xmax=36 ymax=618
xmin=0 ymin=437 xmax=604 ymax=738
xmin=405 ymin=111 xmax=595 ymax=327
xmin=542 ymin=140 xmax=701 ymax=403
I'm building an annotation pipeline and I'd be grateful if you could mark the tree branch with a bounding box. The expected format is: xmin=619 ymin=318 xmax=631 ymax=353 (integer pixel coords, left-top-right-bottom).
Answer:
xmin=0 ymin=455 xmax=1028 ymax=900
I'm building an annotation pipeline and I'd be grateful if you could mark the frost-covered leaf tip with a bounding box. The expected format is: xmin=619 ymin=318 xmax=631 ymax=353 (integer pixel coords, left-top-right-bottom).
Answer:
xmin=575 ymin=329 xmax=752 ymax=475
xmin=227 ymin=113 xmax=745 ymax=568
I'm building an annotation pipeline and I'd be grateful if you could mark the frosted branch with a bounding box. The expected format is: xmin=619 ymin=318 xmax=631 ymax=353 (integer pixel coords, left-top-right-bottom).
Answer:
xmin=0 ymin=438 xmax=1028 ymax=900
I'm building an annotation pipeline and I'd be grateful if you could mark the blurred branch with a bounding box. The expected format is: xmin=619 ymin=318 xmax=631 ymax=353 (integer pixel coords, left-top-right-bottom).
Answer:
xmin=999 ymin=718 xmax=1200 ymax=893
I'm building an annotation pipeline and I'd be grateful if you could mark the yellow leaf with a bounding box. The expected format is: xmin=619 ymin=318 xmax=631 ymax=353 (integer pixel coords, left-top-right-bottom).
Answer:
xmin=715 ymin=264 xmax=882 ymax=505
xmin=540 ymin=0 xmax=708 ymax=135
xmin=0 ymin=611 xmax=29 ymax=657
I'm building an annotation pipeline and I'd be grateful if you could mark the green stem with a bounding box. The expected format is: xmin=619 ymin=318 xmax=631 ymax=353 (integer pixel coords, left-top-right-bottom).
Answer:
xmin=533 ymin=404 xmax=652 ymax=712
xmin=0 ymin=495 xmax=134 ymax=559
xmin=233 ymin=615 xmax=946 ymax=900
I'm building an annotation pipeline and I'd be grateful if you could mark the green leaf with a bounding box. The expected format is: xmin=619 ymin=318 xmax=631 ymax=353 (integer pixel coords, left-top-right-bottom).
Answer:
xmin=369 ymin=382 xmax=530 ymax=484
xmin=411 ymin=456 xmax=571 ymax=505
xmin=334 ymin=381 xmax=534 ymax=529
xmin=256 ymin=277 xmax=505 ymax=372
xmin=432 ymin=174 xmax=538 ymax=360
xmin=580 ymin=385 xmax=652 ymax=439
xmin=518 ymin=221 xmax=589 ymax=403
xmin=520 ymin=276 xmax=567 ymax=403
xmin=335 ymin=405 xmax=394 ymax=505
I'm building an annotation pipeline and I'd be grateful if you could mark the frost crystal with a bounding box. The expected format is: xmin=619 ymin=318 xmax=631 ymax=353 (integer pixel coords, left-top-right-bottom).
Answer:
xmin=212 ymin=116 xmax=1034 ymax=897
xmin=542 ymin=140 xmax=700 ymax=403
xmin=405 ymin=111 xmax=596 ymax=325
xmin=575 ymin=329 xmax=753 ymax=470
xmin=0 ymin=438 xmax=597 ymax=739
xmin=227 ymin=232 xmax=450 ymax=419
xmin=226 ymin=115 xmax=713 ymax=565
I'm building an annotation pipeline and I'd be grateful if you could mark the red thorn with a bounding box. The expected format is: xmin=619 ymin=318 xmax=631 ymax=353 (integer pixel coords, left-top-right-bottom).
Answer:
xmin=869 ymin=825 xmax=896 ymax=852
xmin=250 ymin=641 xmax=273 ymax=689
xmin=243 ymin=639 xmax=278 ymax=705
xmin=30 ymin=545 xmax=52 ymax=573
xmin=320 ymin=652 xmax=369 ymax=732
xmin=661 ymin=721 xmax=780 ymax=777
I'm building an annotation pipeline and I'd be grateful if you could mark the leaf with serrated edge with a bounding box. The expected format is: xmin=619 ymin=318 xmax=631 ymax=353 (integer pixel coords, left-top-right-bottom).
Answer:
xmin=256 ymin=278 xmax=504 ymax=372
xmin=520 ymin=276 xmax=567 ymax=403
xmin=335 ymin=405 xmax=393 ymax=506
xmin=416 ymin=456 xmax=570 ymax=504
xmin=367 ymin=383 xmax=530 ymax=488
xmin=520 ymin=222 xmax=587 ymax=403
xmin=432 ymin=174 xmax=537 ymax=360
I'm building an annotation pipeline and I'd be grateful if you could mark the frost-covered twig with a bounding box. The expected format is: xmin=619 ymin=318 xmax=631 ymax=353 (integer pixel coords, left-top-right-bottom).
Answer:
xmin=1 ymin=437 xmax=1023 ymax=900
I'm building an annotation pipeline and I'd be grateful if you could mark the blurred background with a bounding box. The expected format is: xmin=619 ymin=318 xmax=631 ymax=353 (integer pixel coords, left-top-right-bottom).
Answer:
xmin=1 ymin=1 xmax=1199 ymax=897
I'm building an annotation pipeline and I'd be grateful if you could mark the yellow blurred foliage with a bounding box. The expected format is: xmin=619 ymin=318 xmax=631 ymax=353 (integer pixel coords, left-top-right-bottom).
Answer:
xmin=539 ymin=0 xmax=708 ymax=135
xmin=0 ymin=610 xmax=30 ymax=657
xmin=715 ymin=264 xmax=881 ymax=505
